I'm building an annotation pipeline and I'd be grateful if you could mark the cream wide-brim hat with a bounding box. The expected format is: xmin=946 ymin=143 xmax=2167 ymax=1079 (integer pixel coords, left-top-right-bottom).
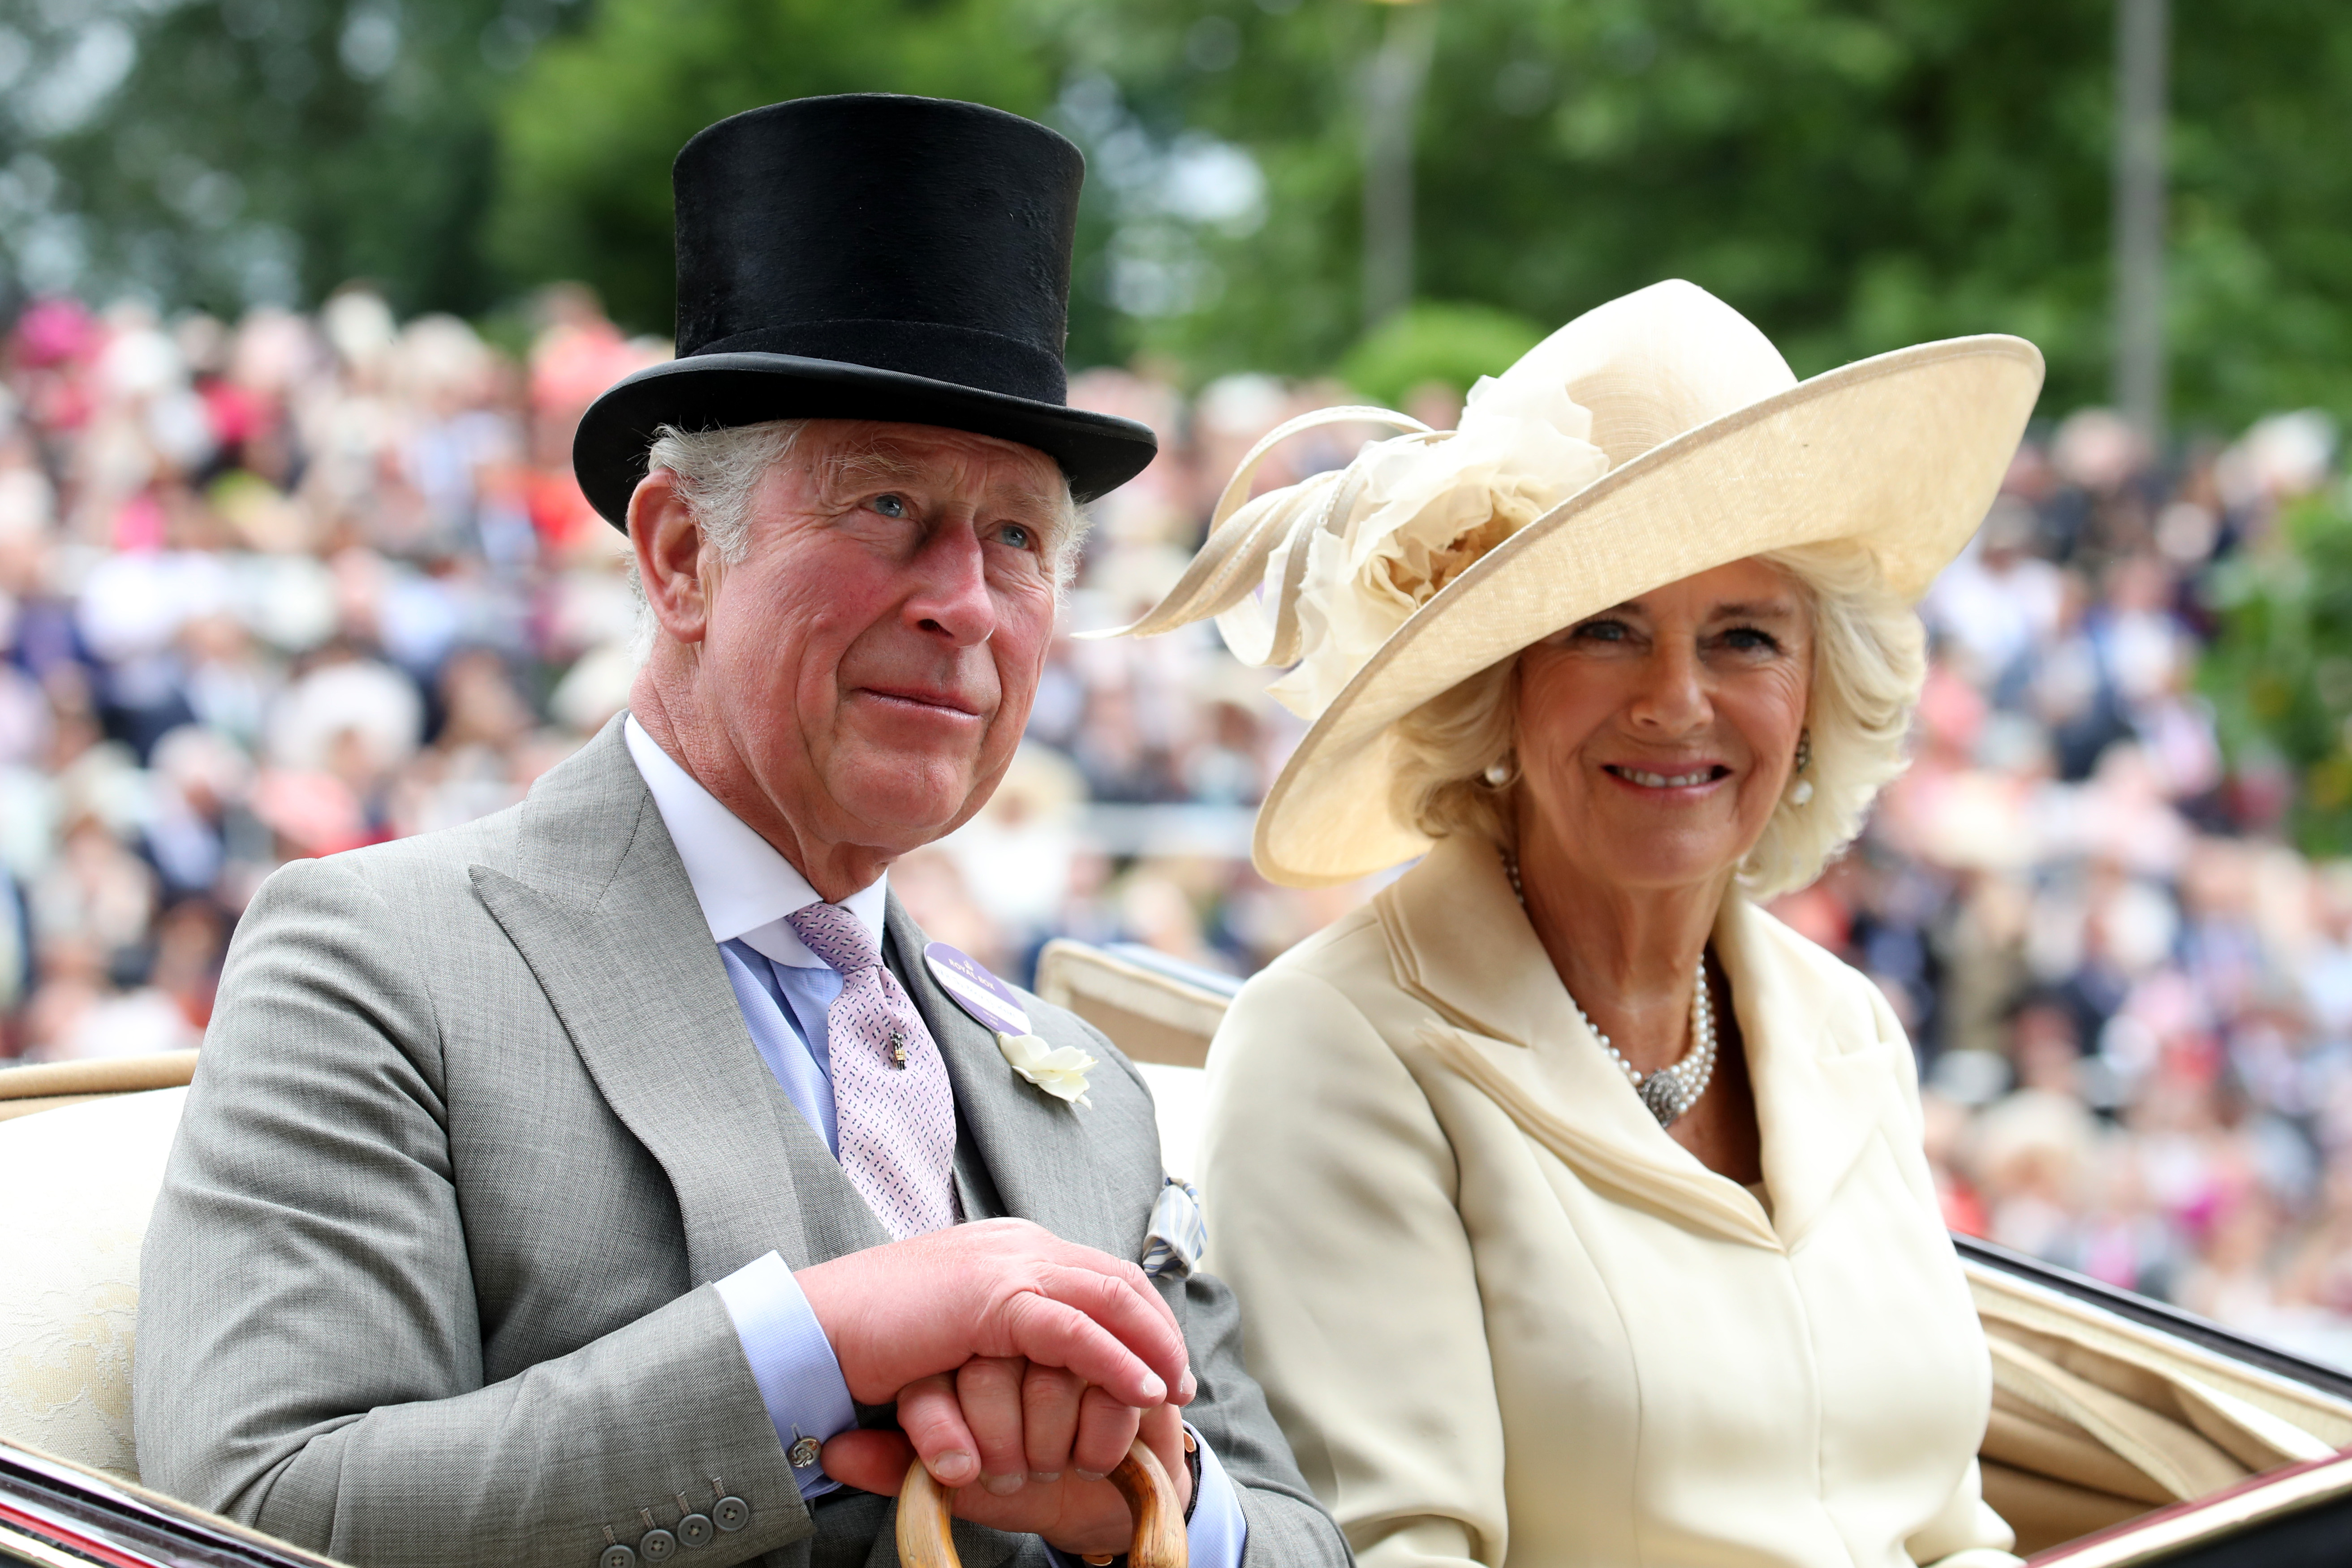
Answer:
xmin=1124 ymin=280 xmax=2044 ymax=887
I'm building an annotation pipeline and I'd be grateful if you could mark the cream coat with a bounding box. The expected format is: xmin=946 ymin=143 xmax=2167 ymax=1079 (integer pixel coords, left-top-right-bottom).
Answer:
xmin=1201 ymin=834 xmax=2020 ymax=1568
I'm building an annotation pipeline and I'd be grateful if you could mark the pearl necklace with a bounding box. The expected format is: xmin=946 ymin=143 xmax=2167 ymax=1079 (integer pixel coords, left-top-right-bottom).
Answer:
xmin=1504 ymin=851 xmax=1720 ymax=1129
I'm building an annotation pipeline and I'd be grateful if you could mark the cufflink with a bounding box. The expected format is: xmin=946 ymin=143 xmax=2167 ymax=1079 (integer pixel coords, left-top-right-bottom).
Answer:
xmin=789 ymin=1426 xmax=822 ymax=1469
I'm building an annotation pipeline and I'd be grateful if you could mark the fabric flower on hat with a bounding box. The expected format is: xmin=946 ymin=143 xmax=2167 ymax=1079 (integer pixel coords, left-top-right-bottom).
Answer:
xmin=1262 ymin=375 xmax=1608 ymax=720
xmin=1084 ymin=362 xmax=1607 ymax=727
xmin=997 ymin=1030 xmax=1096 ymax=1107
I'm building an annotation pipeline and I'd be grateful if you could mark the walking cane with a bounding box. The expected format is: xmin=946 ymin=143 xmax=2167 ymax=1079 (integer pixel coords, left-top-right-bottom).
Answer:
xmin=896 ymin=1439 xmax=1187 ymax=1568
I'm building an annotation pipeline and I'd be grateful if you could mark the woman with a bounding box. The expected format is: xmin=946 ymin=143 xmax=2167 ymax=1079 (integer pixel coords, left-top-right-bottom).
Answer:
xmin=1109 ymin=281 xmax=2041 ymax=1568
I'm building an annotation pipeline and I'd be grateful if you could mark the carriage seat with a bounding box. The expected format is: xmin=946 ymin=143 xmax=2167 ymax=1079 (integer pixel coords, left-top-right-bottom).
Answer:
xmin=0 ymin=1083 xmax=190 ymax=1483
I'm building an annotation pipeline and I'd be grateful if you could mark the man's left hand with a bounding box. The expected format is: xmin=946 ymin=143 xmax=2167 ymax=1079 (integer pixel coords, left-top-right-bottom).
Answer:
xmin=820 ymin=1358 xmax=1193 ymax=1556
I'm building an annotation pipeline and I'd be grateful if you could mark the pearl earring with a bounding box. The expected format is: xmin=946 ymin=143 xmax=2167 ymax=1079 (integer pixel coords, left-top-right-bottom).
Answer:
xmin=1483 ymin=759 xmax=1512 ymax=787
xmin=1788 ymin=728 xmax=1814 ymax=805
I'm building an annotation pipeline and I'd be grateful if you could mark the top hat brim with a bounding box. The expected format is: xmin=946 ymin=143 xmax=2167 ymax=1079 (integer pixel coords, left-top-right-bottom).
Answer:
xmin=573 ymin=353 xmax=1159 ymax=529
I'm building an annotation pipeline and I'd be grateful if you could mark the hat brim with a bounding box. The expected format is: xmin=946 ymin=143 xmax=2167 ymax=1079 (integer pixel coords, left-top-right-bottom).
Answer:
xmin=573 ymin=353 xmax=1160 ymax=528
xmin=1252 ymin=334 xmax=2046 ymax=887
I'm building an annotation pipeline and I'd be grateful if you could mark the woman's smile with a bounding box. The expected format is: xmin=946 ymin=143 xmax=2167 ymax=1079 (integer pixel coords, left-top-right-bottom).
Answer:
xmin=1601 ymin=761 xmax=1733 ymax=792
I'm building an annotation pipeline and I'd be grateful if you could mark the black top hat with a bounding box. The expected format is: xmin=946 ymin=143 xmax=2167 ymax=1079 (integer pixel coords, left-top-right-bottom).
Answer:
xmin=573 ymin=94 xmax=1158 ymax=528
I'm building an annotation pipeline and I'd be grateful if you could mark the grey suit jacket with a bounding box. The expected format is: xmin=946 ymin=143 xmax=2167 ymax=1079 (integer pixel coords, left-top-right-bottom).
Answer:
xmin=134 ymin=718 xmax=1345 ymax=1568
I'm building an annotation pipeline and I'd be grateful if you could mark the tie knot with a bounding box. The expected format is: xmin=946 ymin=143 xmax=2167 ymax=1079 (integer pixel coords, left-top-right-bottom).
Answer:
xmin=786 ymin=900 xmax=881 ymax=976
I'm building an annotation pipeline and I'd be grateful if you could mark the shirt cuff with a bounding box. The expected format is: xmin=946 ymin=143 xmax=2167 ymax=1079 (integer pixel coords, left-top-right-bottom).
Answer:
xmin=1184 ymin=1426 xmax=1249 ymax=1568
xmin=713 ymin=1250 xmax=857 ymax=1500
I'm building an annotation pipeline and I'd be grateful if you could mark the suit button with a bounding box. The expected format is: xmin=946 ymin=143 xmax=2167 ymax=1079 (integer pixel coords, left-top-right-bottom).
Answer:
xmin=639 ymin=1528 xmax=676 ymax=1562
xmin=713 ymin=1495 xmax=750 ymax=1532
xmin=601 ymin=1546 xmax=637 ymax=1568
xmin=676 ymin=1513 xmax=713 ymax=1548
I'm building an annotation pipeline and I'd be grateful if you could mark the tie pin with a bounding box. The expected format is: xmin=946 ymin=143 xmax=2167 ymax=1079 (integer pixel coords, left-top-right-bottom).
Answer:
xmin=889 ymin=1030 xmax=909 ymax=1067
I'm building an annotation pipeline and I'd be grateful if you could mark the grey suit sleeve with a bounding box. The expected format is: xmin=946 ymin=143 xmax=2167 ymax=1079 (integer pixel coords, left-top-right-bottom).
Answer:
xmin=134 ymin=855 xmax=806 ymax=1568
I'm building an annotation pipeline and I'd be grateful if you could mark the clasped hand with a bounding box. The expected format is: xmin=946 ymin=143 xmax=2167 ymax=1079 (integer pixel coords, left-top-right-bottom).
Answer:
xmin=797 ymin=1219 xmax=1197 ymax=1555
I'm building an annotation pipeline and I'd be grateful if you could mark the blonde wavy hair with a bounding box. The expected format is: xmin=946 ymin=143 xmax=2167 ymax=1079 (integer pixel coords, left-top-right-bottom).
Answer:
xmin=1388 ymin=539 xmax=1926 ymax=899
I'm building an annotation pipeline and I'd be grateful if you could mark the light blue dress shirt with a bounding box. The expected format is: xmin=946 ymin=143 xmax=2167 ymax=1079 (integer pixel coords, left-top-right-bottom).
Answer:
xmin=626 ymin=720 xmax=1245 ymax=1564
xmin=719 ymin=941 xmax=841 ymax=1155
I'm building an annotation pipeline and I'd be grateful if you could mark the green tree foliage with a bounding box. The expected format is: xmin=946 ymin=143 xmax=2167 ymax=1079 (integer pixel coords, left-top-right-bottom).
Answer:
xmin=17 ymin=0 xmax=2352 ymax=438
xmin=2201 ymin=486 xmax=2352 ymax=854
xmin=1337 ymin=300 xmax=1545 ymax=405
xmin=1 ymin=0 xmax=567 ymax=319
xmin=1107 ymin=0 xmax=2352 ymax=428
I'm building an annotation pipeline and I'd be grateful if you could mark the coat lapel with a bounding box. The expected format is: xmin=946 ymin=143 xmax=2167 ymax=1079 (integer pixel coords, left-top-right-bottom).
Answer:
xmin=1381 ymin=835 xmax=1895 ymax=1253
xmin=1380 ymin=836 xmax=1774 ymax=1247
xmin=1715 ymin=895 xmax=1901 ymax=1250
xmin=467 ymin=719 xmax=885 ymax=1285
xmin=884 ymin=898 xmax=1120 ymax=1255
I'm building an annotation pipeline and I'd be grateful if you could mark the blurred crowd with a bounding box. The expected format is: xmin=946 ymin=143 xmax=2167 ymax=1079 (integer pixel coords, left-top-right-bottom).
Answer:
xmin=0 ymin=285 xmax=663 ymax=1071
xmin=1782 ymin=405 xmax=2352 ymax=1367
xmin=4 ymin=287 xmax=2351 ymax=1365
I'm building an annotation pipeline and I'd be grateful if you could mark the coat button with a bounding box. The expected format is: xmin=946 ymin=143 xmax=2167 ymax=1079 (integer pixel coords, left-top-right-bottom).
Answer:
xmin=676 ymin=1513 xmax=713 ymax=1549
xmin=713 ymin=1495 xmax=750 ymax=1532
xmin=600 ymin=1546 xmax=637 ymax=1568
xmin=639 ymin=1528 xmax=676 ymax=1563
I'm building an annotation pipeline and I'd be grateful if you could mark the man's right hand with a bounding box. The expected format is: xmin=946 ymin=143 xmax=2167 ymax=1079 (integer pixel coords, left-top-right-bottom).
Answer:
xmin=794 ymin=1217 xmax=1196 ymax=1412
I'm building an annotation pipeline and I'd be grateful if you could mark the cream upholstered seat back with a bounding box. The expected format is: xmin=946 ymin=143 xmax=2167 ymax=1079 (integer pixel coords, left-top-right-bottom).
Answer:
xmin=0 ymin=1086 xmax=188 ymax=1483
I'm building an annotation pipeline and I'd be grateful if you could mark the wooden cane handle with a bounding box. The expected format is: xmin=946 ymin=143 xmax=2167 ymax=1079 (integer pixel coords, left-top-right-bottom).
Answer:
xmin=896 ymin=1438 xmax=1187 ymax=1568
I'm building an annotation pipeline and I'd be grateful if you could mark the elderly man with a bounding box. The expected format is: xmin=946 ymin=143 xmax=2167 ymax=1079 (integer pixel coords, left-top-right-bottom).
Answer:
xmin=135 ymin=95 xmax=1345 ymax=1568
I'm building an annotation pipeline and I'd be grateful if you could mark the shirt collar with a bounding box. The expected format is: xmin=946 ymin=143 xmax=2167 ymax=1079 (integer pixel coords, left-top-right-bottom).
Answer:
xmin=624 ymin=714 xmax=888 ymax=969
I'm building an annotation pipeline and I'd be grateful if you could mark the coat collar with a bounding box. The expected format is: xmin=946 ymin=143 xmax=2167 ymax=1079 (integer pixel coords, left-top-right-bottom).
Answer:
xmin=620 ymin=714 xmax=889 ymax=968
xmin=1380 ymin=833 xmax=1899 ymax=1252
xmin=467 ymin=717 xmax=887 ymax=1284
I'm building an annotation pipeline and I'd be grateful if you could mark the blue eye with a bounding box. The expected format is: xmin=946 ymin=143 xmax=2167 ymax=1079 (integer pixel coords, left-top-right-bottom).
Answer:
xmin=1000 ymin=523 xmax=1035 ymax=551
xmin=871 ymin=494 xmax=908 ymax=519
xmin=1724 ymin=626 xmax=1781 ymax=652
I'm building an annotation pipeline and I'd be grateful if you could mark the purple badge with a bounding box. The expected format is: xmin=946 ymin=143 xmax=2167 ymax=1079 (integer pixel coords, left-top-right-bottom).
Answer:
xmin=923 ymin=942 xmax=1032 ymax=1037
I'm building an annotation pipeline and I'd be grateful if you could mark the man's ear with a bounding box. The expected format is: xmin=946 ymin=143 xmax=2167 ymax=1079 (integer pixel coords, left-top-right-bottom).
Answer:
xmin=630 ymin=469 xmax=714 ymax=645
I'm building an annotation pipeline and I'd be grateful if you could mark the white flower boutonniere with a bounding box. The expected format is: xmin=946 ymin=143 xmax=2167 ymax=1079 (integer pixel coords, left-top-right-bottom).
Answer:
xmin=997 ymin=1030 xmax=1096 ymax=1107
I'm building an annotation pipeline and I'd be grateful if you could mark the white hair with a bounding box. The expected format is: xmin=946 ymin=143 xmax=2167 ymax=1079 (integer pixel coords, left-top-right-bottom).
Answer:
xmin=625 ymin=419 xmax=1087 ymax=658
xmin=645 ymin=418 xmax=810 ymax=567
xmin=1388 ymin=538 xmax=1926 ymax=899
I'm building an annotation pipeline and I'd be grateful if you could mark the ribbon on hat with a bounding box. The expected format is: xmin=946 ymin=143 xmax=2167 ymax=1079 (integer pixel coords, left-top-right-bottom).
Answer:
xmin=1085 ymin=376 xmax=1611 ymax=724
xmin=1083 ymin=405 xmax=1435 ymax=663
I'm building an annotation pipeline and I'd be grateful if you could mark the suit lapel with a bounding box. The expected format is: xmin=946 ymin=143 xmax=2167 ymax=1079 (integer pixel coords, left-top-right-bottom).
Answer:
xmin=468 ymin=719 xmax=886 ymax=1284
xmin=884 ymin=898 xmax=1119 ymax=1255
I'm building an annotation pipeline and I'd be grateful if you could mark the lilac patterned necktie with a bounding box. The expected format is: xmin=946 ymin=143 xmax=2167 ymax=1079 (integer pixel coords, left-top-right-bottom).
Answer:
xmin=784 ymin=901 xmax=959 ymax=1241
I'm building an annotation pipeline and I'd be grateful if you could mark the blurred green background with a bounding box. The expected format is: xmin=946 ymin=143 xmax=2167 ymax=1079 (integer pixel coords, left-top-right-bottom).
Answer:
xmin=6 ymin=0 xmax=2351 ymax=431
